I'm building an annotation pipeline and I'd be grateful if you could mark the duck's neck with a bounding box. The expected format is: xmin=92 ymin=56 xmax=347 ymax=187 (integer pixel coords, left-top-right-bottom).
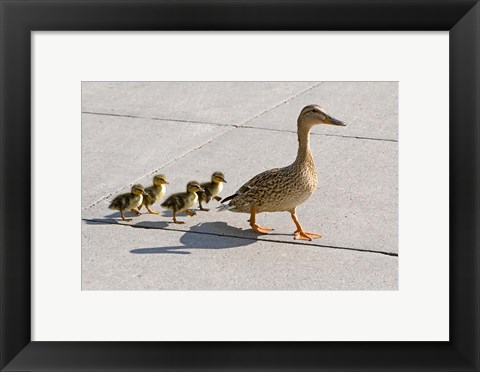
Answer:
xmin=294 ymin=121 xmax=315 ymax=167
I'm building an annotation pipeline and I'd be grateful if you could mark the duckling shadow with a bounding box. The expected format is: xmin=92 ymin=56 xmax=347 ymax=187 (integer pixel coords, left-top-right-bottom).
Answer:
xmin=84 ymin=211 xmax=142 ymax=225
xmin=84 ymin=212 xmax=122 ymax=225
xmin=130 ymin=222 xmax=258 ymax=255
xmin=160 ymin=210 xmax=197 ymax=219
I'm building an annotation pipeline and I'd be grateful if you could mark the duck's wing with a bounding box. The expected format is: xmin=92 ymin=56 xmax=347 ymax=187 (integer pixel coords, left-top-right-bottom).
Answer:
xmin=143 ymin=187 xmax=157 ymax=205
xmin=221 ymin=168 xmax=282 ymax=203
xmin=109 ymin=193 xmax=130 ymax=210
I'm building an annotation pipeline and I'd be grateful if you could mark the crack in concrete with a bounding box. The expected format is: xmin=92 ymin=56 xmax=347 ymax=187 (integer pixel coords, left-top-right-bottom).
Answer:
xmin=83 ymin=218 xmax=398 ymax=258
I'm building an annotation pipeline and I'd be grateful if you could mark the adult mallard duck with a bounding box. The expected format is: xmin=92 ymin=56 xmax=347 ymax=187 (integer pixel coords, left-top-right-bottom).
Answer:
xmin=161 ymin=181 xmax=204 ymax=224
xmin=220 ymin=105 xmax=346 ymax=240
xmin=141 ymin=174 xmax=169 ymax=214
xmin=108 ymin=184 xmax=147 ymax=222
xmin=197 ymin=171 xmax=227 ymax=211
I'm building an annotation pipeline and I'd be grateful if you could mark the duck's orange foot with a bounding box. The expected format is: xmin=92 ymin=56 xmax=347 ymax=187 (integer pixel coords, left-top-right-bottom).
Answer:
xmin=294 ymin=230 xmax=322 ymax=241
xmin=251 ymin=224 xmax=274 ymax=234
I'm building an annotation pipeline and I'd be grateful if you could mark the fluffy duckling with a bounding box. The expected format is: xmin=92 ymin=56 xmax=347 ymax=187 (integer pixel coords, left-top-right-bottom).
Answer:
xmin=161 ymin=181 xmax=204 ymax=224
xmin=197 ymin=171 xmax=227 ymax=211
xmin=108 ymin=184 xmax=147 ymax=222
xmin=140 ymin=174 xmax=169 ymax=214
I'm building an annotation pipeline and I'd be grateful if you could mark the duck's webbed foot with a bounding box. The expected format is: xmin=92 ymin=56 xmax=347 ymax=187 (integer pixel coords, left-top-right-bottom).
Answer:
xmin=146 ymin=205 xmax=159 ymax=214
xmin=290 ymin=211 xmax=321 ymax=241
xmin=131 ymin=208 xmax=141 ymax=216
xmin=120 ymin=211 xmax=132 ymax=222
xmin=198 ymin=199 xmax=210 ymax=211
xmin=294 ymin=230 xmax=321 ymax=241
xmin=249 ymin=207 xmax=273 ymax=234
xmin=185 ymin=209 xmax=196 ymax=217
xmin=213 ymin=196 xmax=222 ymax=202
xmin=172 ymin=213 xmax=184 ymax=224
xmin=251 ymin=224 xmax=273 ymax=234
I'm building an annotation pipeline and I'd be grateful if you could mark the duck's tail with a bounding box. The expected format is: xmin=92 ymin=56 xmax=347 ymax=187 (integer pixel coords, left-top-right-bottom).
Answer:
xmin=220 ymin=193 xmax=237 ymax=204
xmin=216 ymin=203 xmax=232 ymax=212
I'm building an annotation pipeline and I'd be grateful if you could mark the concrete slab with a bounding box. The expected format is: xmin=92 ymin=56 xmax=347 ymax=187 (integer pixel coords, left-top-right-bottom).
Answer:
xmin=84 ymin=127 xmax=397 ymax=254
xmin=82 ymin=221 xmax=398 ymax=290
xmin=82 ymin=82 xmax=317 ymax=125
xmin=246 ymin=82 xmax=398 ymax=141
xmin=81 ymin=113 xmax=231 ymax=209
xmin=81 ymin=81 xmax=398 ymax=291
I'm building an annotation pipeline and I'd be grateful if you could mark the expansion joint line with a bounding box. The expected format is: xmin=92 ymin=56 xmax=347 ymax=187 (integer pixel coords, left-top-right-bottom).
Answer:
xmin=83 ymin=218 xmax=398 ymax=258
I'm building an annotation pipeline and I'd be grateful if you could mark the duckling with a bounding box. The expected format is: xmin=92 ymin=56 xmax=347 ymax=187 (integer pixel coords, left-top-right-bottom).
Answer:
xmin=161 ymin=181 xmax=204 ymax=224
xmin=140 ymin=174 xmax=169 ymax=214
xmin=220 ymin=105 xmax=346 ymax=240
xmin=108 ymin=184 xmax=147 ymax=222
xmin=197 ymin=171 xmax=227 ymax=211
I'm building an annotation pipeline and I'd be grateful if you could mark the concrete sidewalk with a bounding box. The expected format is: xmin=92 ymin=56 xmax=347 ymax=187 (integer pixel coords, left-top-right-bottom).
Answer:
xmin=81 ymin=82 xmax=398 ymax=290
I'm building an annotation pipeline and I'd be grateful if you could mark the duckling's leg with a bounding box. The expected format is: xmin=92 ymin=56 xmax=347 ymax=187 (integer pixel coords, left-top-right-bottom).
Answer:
xmin=198 ymin=199 xmax=209 ymax=211
xmin=249 ymin=207 xmax=273 ymax=234
xmin=213 ymin=196 xmax=222 ymax=202
xmin=172 ymin=211 xmax=184 ymax=224
xmin=185 ymin=209 xmax=197 ymax=217
xmin=290 ymin=210 xmax=321 ymax=241
xmin=120 ymin=211 xmax=132 ymax=222
xmin=146 ymin=205 xmax=159 ymax=214
xmin=131 ymin=208 xmax=141 ymax=216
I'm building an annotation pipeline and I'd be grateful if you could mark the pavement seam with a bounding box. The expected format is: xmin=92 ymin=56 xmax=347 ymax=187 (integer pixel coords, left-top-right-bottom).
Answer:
xmin=232 ymin=125 xmax=398 ymax=143
xmin=235 ymin=82 xmax=323 ymax=126
xmin=82 ymin=111 xmax=226 ymax=126
xmin=81 ymin=108 xmax=397 ymax=143
xmin=83 ymin=126 xmax=235 ymax=210
xmin=83 ymin=218 xmax=398 ymax=258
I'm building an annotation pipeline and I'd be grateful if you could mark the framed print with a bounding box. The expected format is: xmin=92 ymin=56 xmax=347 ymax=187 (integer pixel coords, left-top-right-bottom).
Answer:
xmin=1 ymin=1 xmax=479 ymax=371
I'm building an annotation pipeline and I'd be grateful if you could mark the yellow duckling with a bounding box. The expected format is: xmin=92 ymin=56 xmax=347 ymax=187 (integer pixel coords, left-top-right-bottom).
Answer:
xmin=108 ymin=184 xmax=147 ymax=222
xmin=197 ymin=171 xmax=227 ymax=211
xmin=140 ymin=174 xmax=169 ymax=214
xmin=220 ymin=105 xmax=346 ymax=240
xmin=161 ymin=181 xmax=204 ymax=224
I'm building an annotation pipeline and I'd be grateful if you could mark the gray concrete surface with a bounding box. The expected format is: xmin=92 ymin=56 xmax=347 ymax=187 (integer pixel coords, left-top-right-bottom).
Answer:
xmin=82 ymin=82 xmax=398 ymax=290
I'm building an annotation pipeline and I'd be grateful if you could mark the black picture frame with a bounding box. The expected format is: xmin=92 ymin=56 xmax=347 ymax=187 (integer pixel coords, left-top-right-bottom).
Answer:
xmin=1 ymin=1 xmax=479 ymax=371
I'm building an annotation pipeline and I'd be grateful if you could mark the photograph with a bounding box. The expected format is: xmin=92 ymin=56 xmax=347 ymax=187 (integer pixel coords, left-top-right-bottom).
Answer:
xmin=81 ymin=81 xmax=398 ymax=290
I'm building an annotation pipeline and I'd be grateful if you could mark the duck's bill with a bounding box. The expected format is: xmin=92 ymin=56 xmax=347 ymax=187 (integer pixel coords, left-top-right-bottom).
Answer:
xmin=325 ymin=116 xmax=346 ymax=126
xmin=222 ymin=179 xmax=227 ymax=183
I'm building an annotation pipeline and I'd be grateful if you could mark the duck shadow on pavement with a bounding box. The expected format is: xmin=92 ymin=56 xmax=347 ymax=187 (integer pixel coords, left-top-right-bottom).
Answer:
xmin=130 ymin=221 xmax=258 ymax=255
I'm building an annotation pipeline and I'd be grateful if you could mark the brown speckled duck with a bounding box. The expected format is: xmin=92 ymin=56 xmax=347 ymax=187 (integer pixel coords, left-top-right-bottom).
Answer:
xmin=140 ymin=174 xmax=169 ymax=214
xmin=108 ymin=184 xmax=147 ymax=222
xmin=220 ymin=105 xmax=346 ymax=240
xmin=197 ymin=171 xmax=227 ymax=211
xmin=161 ymin=181 xmax=204 ymax=224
